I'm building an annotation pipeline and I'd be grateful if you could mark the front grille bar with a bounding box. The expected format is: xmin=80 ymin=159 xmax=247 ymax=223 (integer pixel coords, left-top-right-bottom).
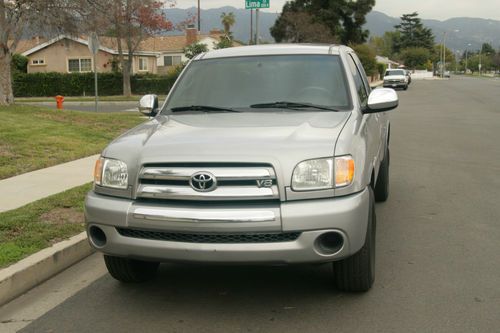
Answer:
xmin=116 ymin=228 xmax=301 ymax=244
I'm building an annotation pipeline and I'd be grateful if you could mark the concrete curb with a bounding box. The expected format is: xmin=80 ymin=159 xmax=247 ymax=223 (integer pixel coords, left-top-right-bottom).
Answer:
xmin=0 ymin=232 xmax=94 ymax=306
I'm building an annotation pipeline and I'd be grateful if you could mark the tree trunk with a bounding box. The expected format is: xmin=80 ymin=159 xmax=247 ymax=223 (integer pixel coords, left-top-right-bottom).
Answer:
xmin=0 ymin=52 xmax=14 ymax=106
xmin=122 ymin=59 xmax=132 ymax=97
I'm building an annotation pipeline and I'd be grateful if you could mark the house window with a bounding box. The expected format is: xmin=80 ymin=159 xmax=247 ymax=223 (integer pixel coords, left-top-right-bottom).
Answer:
xmin=139 ymin=57 xmax=148 ymax=71
xmin=68 ymin=58 xmax=92 ymax=73
xmin=164 ymin=55 xmax=182 ymax=67
xmin=31 ymin=59 xmax=45 ymax=66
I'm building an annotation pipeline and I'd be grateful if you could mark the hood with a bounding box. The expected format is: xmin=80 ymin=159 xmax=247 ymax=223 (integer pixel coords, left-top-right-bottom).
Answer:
xmin=103 ymin=111 xmax=350 ymax=185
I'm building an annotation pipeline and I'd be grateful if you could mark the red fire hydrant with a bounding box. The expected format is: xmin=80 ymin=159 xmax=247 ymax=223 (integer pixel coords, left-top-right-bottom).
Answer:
xmin=55 ymin=95 xmax=65 ymax=110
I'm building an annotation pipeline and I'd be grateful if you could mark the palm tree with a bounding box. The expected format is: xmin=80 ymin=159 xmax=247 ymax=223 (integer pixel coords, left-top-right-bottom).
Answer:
xmin=220 ymin=12 xmax=236 ymax=35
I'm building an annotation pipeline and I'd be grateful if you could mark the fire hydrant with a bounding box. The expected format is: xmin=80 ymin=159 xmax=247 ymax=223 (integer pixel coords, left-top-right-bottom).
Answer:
xmin=55 ymin=95 xmax=65 ymax=110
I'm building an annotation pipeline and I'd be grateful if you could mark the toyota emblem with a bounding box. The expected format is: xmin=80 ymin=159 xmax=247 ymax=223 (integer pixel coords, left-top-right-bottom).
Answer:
xmin=190 ymin=172 xmax=217 ymax=192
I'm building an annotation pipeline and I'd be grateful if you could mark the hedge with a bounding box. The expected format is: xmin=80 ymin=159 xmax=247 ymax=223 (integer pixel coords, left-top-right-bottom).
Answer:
xmin=13 ymin=72 xmax=178 ymax=97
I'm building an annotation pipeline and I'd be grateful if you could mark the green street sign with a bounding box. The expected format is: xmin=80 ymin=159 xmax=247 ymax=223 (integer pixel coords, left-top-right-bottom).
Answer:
xmin=245 ymin=0 xmax=270 ymax=9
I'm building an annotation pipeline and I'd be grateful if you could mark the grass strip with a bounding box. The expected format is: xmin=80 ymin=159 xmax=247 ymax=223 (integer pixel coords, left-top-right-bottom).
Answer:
xmin=0 ymin=104 xmax=144 ymax=180
xmin=0 ymin=183 xmax=92 ymax=268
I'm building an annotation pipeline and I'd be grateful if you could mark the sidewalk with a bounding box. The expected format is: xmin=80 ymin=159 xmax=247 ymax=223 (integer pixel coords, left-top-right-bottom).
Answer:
xmin=0 ymin=155 xmax=99 ymax=213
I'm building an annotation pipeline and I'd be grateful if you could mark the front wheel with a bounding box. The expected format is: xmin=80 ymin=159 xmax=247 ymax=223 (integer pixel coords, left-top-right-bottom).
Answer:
xmin=374 ymin=148 xmax=390 ymax=202
xmin=332 ymin=188 xmax=376 ymax=292
xmin=104 ymin=255 xmax=159 ymax=283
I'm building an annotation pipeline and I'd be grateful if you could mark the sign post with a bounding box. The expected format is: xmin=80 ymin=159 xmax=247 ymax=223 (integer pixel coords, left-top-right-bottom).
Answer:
xmin=245 ymin=1 xmax=269 ymax=45
xmin=88 ymin=32 xmax=99 ymax=112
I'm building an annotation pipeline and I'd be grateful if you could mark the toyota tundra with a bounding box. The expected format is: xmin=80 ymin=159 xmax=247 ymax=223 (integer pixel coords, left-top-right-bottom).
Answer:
xmin=85 ymin=44 xmax=398 ymax=292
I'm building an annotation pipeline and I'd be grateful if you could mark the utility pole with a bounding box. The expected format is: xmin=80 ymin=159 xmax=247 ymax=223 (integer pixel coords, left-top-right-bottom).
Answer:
xmin=465 ymin=43 xmax=471 ymax=74
xmin=197 ymin=0 xmax=201 ymax=31
xmin=255 ymin=8 xmax=260 ymax=45
xmin=250 ymin=9 xmax=253 ymax=44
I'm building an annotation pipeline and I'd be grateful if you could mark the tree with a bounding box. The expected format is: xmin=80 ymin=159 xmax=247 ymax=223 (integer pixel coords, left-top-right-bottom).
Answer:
xmin=0 ymin=0 xmax=80 ymax=105
xmin=11 ymin=54 xmax=28 ymax=74
xmin=270 ymin=10 xmax=337 ymax=43
xmin=351 ymin=44 xmax=377 ymax=77
xmin=271 ymin=0 xmax=375 ymax=45
xmin=184 ymin=42 xmax=208 ymax=59
xmin=394 ymin=12 xmax=434 ymax=51
xmin=481 ymin=43 xmax=495 ymax=55
xmin=400 ymin=47 xmax=431 ymax=69
xmin=220 ymin=12 xmax=236 ymax=36
xmin=94 ymin=0 xmax=173 ymax=96
xmin=215 ymin=35 xmax=234 ymax=49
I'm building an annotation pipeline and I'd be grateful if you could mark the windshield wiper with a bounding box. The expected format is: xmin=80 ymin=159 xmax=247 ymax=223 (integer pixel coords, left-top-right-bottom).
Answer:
xmin=250 ymin=101 xmax=340 ymax=112
xmin=170 ymin=105 xmax=239 ymax=113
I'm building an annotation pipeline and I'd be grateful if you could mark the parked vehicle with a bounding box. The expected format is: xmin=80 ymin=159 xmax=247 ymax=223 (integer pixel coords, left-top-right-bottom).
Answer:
xmin=444 ymin=71 xmax=451 ymax=78
xmin=383 ymin=69 xmax=409 ymax=90
xmin=85 ymin=44 xmax=398 ymax=292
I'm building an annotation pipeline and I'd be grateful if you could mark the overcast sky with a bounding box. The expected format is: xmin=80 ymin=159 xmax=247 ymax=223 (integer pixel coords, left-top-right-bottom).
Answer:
xmin=174 ymin=0 xmax=500 ymax=21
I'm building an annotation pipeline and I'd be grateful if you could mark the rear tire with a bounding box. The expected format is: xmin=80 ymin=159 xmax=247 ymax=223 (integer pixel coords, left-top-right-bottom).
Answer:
xmin=374 ymin=148 xmax=390 ymax=202
xmin=333 ymin=188 xmax=376 ymax=292
xmin=104 ymin=255 xmax=159 ymax=283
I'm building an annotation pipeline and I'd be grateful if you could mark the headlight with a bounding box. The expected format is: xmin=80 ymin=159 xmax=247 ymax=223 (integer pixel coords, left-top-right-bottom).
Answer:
xmin=291 ymin=156 xmax=354 ymax=191
xmin=94 ymin=157 xmax=128 ymax=189
xmin=292 ymin=158 xmax=334 ymax=191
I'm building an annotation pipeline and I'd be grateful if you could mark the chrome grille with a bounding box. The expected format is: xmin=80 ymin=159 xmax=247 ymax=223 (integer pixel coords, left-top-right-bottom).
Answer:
xmin=136 ymin=165 xmax=279 ymax=201
xmin=116 ymin=228 xmax=300 ymax=243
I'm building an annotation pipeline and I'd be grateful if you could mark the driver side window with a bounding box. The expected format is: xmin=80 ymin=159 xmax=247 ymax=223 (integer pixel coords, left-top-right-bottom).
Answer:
xmin=346 ymin=54 xmax=369 ymax=108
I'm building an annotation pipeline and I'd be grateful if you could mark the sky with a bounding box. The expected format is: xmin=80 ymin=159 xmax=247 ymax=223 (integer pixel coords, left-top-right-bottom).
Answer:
xmin=174 ymin=0 xmax=500 ymax=21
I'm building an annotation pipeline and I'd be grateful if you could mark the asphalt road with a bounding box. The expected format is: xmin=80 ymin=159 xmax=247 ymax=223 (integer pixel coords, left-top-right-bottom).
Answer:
xmin=2 ymin=76 xmax=500 ymax=333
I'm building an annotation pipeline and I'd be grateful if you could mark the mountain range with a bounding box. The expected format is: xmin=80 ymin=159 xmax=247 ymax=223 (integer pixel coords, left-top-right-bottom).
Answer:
xmin=165 ymin=6 xmax=500 ymax=54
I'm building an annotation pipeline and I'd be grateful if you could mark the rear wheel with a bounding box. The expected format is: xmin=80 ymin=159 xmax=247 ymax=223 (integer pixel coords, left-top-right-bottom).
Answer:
xmin=332 ymin=188 xmax=376 ymax=292
xmin=104 ymin=255 xmax=159 ymax=283
xmin=374 ymin=148 xmax=390 ymax=202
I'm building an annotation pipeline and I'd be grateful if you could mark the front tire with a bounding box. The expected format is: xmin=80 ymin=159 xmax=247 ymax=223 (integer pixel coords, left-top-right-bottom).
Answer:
xmin=332 ymin=188 xmax=376 ymax=292
xmin=104 ymin=255 xmax=159 ymax=283
xmin=374 ymin=148 xmax=390 ymax=202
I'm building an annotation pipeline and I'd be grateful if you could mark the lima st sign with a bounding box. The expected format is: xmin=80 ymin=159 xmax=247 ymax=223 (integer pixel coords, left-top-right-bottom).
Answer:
xmin=245 ymin=0 xmax=270 ymax=9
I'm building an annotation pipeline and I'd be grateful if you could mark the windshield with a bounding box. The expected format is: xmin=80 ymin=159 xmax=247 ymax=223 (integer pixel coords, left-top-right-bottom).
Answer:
xmin=385 ymin=70 xmax=405 ymax=76
xmin=163 ymin=55 xmax=351 ymax=112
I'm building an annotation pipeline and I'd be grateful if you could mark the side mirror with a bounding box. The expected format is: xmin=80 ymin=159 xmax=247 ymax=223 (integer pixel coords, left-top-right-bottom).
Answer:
xmin=138 ymin=94 xmax=159 ymax=116
xmin=365 ymin=88 xmax=398 ymax=113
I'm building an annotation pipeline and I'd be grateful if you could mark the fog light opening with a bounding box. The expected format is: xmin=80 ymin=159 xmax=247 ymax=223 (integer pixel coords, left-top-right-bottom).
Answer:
xmin=89 ymin=226 xmax=107 ymax=248
xmin=315 ymin=232 xmax=344 ymax=255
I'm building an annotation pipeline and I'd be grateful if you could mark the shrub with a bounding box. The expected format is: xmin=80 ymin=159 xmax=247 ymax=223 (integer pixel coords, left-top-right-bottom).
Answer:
xmin=351 ymin=44 xmax=377 ymax=77
xmin=13 ymin=72 xmax=179 ymax=97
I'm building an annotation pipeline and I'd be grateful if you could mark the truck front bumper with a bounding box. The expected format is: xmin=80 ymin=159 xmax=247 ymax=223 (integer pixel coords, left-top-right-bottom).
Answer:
xmin=84 ymin=188 xmax=370 ymax=264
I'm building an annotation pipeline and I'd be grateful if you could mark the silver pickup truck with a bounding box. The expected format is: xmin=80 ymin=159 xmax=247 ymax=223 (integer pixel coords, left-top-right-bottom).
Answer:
xmin=85 ymin=44 xmax=398 ymax=292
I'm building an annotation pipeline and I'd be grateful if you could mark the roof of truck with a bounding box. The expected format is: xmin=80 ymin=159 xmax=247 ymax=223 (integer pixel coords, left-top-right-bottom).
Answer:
xmin=197 ymin=44 xmax=352 ymax=60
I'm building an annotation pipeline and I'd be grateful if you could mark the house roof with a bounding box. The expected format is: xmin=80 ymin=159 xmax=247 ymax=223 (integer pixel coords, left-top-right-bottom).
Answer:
xmin=19 ymin=31 xmax=242 ymax=57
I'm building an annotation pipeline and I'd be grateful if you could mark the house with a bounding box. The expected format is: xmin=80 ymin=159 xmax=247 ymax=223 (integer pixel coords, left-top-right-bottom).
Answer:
xmin=134 ymin=27 xmax=241 ymax=75
xmin=17 ymin=28 xmax=241 ymax=75
xmin=19 ymin=36 xmax=158 ymax=75
xmin=376 ymin=55 xmax=400 ymax=69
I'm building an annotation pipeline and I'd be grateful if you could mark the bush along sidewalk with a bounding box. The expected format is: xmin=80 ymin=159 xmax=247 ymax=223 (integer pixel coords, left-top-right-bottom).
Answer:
xmin=0 ymin=183 xmax=92 ymax=268
xmin=13 ymin=72 xmax=178 ymax=97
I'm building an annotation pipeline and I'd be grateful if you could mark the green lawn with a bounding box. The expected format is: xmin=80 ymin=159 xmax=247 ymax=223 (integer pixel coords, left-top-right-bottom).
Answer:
xmin=0 ymin=183 xmax=91 ymax=268
xmin=0 ymin=104 xmax=144 ymax=180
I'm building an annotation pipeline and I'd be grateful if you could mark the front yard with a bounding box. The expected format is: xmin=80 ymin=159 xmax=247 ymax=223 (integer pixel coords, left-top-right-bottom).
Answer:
xmin=0 ymin=104 xmax=144 ymax=180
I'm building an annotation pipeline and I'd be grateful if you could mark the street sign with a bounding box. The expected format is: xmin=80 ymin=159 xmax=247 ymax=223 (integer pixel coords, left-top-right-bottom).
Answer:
xmin=88 ymin=32 xmax=99 ymax=56
xmin=245 ymin=0 xmax=269 ymax=9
